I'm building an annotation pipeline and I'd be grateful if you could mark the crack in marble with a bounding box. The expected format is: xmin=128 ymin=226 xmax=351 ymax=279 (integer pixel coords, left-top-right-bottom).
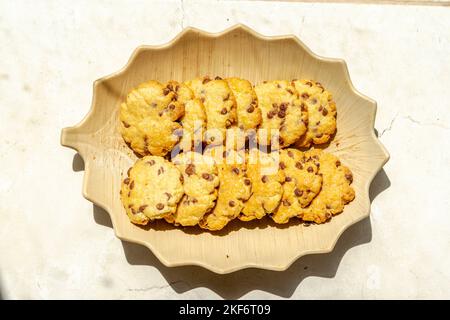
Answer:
xmin=402 ymin=115 xmax=449 ymax=130
xmin=127 ymin=280 xmax=186 ymax=292
xmin=379 ymin=112 xmax=399 ymax=137
xmin=380 ymin=113 xmax=448 ymax=138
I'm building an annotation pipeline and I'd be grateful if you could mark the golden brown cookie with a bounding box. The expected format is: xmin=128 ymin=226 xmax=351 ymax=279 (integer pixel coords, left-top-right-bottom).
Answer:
xmin=239 ymin=149 xmax=284 ymax=221
xmin=298 ymin=150 xmax=355 ymax=224
xmin=120 ymin=80 xmax=184 ymax=156
xmin=293 ymin=80 xmax=337 ymax=147
xmin=271 ymin=149 xmax=323 ymax=224
xmin=254 ymin=80 xmax=308 ymax=148
xmin=199 ymin=148 xmax=252 ymax=231
xmin=169 ymin=81 xmax=206 ymax=151
xmin=166 ymin=152 xmax=220 ymax=226
xmin=120 ymin=156 xmax=184 ymax=225
xmin=185 ymin=76 xmax=237 ymax=145
xmin=225 ymin=77 xmax=261 ymax=132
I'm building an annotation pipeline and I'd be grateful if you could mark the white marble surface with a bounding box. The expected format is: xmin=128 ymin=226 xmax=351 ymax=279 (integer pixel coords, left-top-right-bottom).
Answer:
xmin=1 ymin=0 xmax=449 ymax=299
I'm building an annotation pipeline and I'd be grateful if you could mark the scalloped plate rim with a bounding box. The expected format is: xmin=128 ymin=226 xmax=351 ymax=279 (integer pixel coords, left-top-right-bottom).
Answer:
xmin=61 ymin=24 xmax=390 ymax=274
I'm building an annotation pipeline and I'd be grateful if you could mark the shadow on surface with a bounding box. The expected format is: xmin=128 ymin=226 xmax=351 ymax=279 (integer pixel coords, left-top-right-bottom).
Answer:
xmin=72 ymin=153 xmax=85 ymax=172
xmin=121 ymin=217 xmax=372 ymax=299
xmin=369 ymin=168 xmax=391 ymax=202
xmin=93 ymin=205 xmax=113 ymax=228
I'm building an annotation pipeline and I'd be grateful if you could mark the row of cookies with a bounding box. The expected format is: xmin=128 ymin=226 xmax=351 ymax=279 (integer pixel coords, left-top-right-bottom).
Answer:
xmin=119 ymin=77 xmax=337 ymax=156
xmin=120 ymin=148 xmax=354 ymax=231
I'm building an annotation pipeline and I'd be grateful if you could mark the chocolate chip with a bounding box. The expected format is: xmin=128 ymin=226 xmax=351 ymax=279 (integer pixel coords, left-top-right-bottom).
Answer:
xmin=316 ymin=133 xmax=323 ymax=138
xmin=278 ymin=110 xmax=286 ymax=118
xmin=164 ymin=192 xmax=172 ymax=200
xmin=294 ymin=188 xmax=303 ymax=197
xmin=232 ymin=167 xmax=240 ymax=175
xmin=288 ymin=151 xmax=294 ymax=158
xmin=202 ymin=173 xmax=211 ymax=180
xmin=139 ymin=205 xmax=148 ymax=212
xmin=336 ymin=160 xmax=341 ymax=167
xmin=316 ymin=121 xmax=321 ymax=125
xmin=172 ymin=93 xmax=178 ymax=101
xmin=158 ymin=167 xmax=164 ymax=175
xmin=185 ymin=164 xmax=195 ymax=176
xmin=301 ymin=93 xmax=309 ymax=99
xmin=318 ymin=105 xmax=323 ymax=112
xmin=131 ymin=208 xmax=137 ymax=215
xmin=322 ymin=108 xmax=328 ymax=116
xmin=306 ymin=81 xmax=313 ymax=87
xmin=279 ymin=103 xmax=287 ymax=111
xmin=168 ymin=103 xmax=176 ymax=110
xmin=129 ymin=180 xmax=134 ymax=189
xmin=345 ymin=173 xmax=353 ymax=183
xmin=221 ymin=108 xmax=227 ymax=115
xmin=179 ymin=175 xmax=184 ymax=183
xmin=151 ymin=102 xmax=157 ymax=107
xmin=301 ymin=103 xmax=307 ymax=112
xmin=147 ymin=160 xmax=155 ymax=166
xmin=247 ymin=105 xmax=254 ymax=113
xmin=276 ymin=83 xmax=281 ymax=89
xmin=285 ymin=176 xmax=292 ymax=182
xmin=127 ymin=191 xmax=131 ymax=197
xmin=163 ymin=88 xmax=170 ymax=95
xmin=267 ymin=111 xmax=274 ymax=119
xmin=286 ymin=88 xmax=294 ymax=95
xmin=326 ymin=205 xmax=332 ymax=210
xmin=225 ymin=119 xmax=232 ymax=128
xmin=202 ymin=77 xmax=211 ymax=84
xmin=229 ymin=200 xmax=235 ymax=207
xmin=295 ymin=162 xmax=303 ymax=170
xmin=124 ymin=177 xmax=130 ymax=185
xmin=313 ymin=155 xmax=319 ymax=160
xmin=244 ymin=179 xmax=251 ymax=186
xmin=215 ymin=76 xmax=222 ymax=80
xmin=279 ymin=161 xmax=286 ymax=169
xmin=307 ymin=167 xmax=313 ymax=173
xmin=261 ymin=175 xmax=268 ymax=183
xmin=127 ymin=167 xmax=131 ymax=177
xmin=192 ymin=198 xmax=198 ymax=204
xmin=223 ymin=93 xmax=230 ymax=101
xmin=156 ymin=203 xmax=164 ymax=210
xmin=283 ymin=200 xmax=290 ymax=206
xmin=122 ymin=121 xmax=130 ymax=128
xmin=326 ymin=212 xmax=332 ymax=219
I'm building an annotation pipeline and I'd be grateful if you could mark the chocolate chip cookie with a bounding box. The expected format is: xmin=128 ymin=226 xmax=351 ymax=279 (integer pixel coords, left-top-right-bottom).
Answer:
xmin=239 ymin=149 xmax=284 ymax=221
xmin=120 ymin=80 xmax=184 ymax=156
xmin=199 ymin=148 xmax=252 ymax=231
xmin=120 ymin=156 xmax=184 ymax=224
xmin=254 ymin=80 xmax=308 ymax=148
xmin=298 ymin=149 xmax=355 ymax=223
xmin=293 ymin=79 xmax=337 ymax=147
xmin=166 ymin=151 xmax=220 ymax=226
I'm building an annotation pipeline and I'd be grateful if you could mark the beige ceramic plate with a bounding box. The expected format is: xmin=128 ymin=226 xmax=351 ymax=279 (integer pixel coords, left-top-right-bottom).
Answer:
xmin=61 ymin=24 xmax=389 ymax=274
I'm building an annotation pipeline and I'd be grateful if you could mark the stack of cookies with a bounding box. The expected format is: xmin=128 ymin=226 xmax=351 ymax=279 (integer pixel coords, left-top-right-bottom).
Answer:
xmin=119 ymin=76 xmax=355 ymax=231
